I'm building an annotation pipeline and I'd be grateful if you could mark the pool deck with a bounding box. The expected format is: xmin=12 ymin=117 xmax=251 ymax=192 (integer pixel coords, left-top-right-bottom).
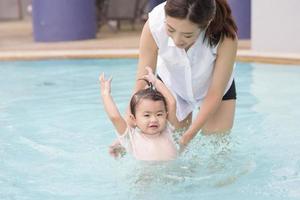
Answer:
xmin=1 ymin=20 xmax=300 ymax=65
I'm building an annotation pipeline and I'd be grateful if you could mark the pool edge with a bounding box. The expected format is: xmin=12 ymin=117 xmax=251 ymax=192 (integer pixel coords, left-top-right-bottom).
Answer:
xmin=0 ymin=49 xmax=300 ymax=65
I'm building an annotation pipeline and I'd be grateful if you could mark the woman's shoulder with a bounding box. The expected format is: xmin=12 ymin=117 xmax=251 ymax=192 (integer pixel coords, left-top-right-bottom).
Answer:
xmin=147 ymin=3 xmax=168 ymax=48
xmin=148 ymin=2 xmax=166 ymax=32
xmin=149 ymin=1 xmax=166 ymax=16
xmin=216 ymin=36 xmax=238 ymax=55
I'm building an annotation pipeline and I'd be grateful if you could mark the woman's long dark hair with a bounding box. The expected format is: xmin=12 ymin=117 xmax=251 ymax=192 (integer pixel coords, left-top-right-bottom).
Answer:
xmin=165 ymin=0 xmax=237 ymax=46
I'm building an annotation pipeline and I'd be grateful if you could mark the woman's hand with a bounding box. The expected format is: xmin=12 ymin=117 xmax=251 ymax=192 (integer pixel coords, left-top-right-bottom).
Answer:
xmin=178 ymin=135 xmax=189 ymax=153
xmin=99 ymin=73 xmax=112 ymax=96
xmin=178 ymin=131 xmax=195 ymax=153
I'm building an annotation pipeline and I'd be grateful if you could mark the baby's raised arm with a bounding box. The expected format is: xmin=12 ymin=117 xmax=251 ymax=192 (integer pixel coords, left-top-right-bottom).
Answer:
xmin=99 ymin=73 xmax=127 ymax=135
xmin=143 ymin=67 xmax=181 ymax=129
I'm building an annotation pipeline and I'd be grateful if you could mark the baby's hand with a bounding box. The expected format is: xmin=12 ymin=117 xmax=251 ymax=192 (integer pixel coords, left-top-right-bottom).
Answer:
xmin=143 ymin=66 xmax=156 ymax=87
xmin=99 ymin=73 xmax=112 ymax=96
xmin=108 ymin=140 xmax=126 ymax=159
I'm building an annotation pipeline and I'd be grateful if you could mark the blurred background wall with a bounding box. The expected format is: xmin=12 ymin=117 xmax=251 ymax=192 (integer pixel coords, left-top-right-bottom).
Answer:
xmin=252 ymin=0 xmax=300 ymax=53
xmin=0 ymin=0 xmax=32 ymax=20
xmin=1 ymin=0 xmax=299 ymax=54
xmin=20 ymin=0 xmax=32 ymax=19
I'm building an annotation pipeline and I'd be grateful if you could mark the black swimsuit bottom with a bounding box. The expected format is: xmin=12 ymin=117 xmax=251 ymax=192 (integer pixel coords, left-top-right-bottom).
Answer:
xmin=222 ymin=80 xmax=236 ymax=100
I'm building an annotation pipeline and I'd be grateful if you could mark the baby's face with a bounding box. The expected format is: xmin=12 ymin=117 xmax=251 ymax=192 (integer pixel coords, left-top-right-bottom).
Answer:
xmin=134 ymin=99 xmax=168 ymax=135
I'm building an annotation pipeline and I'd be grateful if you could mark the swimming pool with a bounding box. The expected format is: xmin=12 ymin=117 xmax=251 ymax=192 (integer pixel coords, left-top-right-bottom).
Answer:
xmin=0 ymin=59 xmax=299 ymax=200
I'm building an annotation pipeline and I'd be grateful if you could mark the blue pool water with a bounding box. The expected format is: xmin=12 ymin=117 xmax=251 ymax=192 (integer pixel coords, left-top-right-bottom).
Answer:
xmin=0 ymin=59 xmax=300 ymax=200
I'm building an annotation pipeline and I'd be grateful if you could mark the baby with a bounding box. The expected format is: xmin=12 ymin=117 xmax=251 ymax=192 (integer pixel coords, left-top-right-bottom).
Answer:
xmin=99 ymin=68 xmax=180 ymax=161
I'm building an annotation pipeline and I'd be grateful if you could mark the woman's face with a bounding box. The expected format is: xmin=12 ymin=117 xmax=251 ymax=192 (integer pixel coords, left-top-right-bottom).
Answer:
xmin=165 ymin=16 xmax=201 ymax=49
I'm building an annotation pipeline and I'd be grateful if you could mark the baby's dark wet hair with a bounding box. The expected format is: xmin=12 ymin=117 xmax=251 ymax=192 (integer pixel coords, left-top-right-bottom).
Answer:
xmin=130 ymin=88 xmax=168 ymax=117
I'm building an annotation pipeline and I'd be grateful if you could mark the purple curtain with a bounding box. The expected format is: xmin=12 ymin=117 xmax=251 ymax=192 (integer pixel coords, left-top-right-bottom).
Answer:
xmin=228 ymin=0 xmax=251 ymax=39
xmin=32 ymin=0 xmax=97 ymax=42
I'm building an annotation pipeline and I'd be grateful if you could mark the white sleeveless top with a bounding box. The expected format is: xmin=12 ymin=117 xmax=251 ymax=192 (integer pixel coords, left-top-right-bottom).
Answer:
xmin=148 ymin=2 xmax=234 ymax=121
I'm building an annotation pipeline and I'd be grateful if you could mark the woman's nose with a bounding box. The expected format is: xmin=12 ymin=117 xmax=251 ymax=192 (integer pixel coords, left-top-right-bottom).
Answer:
xmin=173 ymin=34 xmax=183 ymax=45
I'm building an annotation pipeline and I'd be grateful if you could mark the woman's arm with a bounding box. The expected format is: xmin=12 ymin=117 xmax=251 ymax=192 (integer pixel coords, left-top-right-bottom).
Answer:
xmin=134 ymin=20 xmax=159 ymax=92
xmin=99 ymin=73 xmax=127 ymax=135
xmin=125 ymin=20 xmax=159 ymax=124
xmin=180 ymin=37 xmax=238 ymax=146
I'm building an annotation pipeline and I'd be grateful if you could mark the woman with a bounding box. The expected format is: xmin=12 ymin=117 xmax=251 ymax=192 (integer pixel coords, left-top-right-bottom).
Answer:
xmin=108 ymin=0 xmax=237 ymax=156
xmin=132 ymin=0 xmax=238 ymax=149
